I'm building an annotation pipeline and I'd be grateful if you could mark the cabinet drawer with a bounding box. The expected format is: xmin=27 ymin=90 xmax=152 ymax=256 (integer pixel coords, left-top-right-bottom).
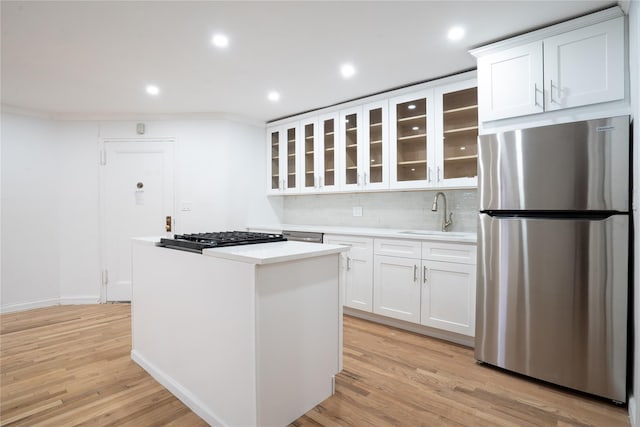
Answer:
xmin=324 ymin=235 xmax=373 ymax=260
xmin=374 ymin=238 xmax=421 ymax=259
xmin=422 ymin=241 xmax=476 ymax=264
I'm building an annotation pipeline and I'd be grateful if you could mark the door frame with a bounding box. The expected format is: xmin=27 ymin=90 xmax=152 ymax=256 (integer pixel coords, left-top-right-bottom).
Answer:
xmin=98 ymin=137 xmax=176 ymax=303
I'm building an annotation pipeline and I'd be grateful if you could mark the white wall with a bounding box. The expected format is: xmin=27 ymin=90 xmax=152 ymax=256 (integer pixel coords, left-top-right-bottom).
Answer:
xmin=1 ymin=113 xmax=61 ymax=309
xmin=57 ymin=121 xmax=101 ymax=303
xmin=630 ymin=0 xmax=639 ymax=425
xmin=1 ymin=113 xmax=282 ymax=311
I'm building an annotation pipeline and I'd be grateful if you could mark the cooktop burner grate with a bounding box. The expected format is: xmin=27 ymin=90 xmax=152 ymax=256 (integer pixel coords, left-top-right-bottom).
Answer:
xmin=158 ymin=231 xmax=287 ymax=253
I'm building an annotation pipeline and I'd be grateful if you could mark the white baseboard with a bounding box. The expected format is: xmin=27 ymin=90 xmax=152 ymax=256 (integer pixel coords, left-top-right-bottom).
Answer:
xmin=344 ymin=307 xmax=475 ymax=348
xmin=629 ymin=393 xmax=637 ymax=427
xmin=1 ymin=298 xmax=60 ymax=314
xmin=1 ymin=296 xmax=101 ymax=314
xmin=131 ymin=349 xmax=224 ymax=426
xmin=58 ymin=296 xmax=101 ymax=305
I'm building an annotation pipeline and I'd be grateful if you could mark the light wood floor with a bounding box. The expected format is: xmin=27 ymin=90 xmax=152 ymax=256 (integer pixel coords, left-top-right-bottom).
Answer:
xmin=0 ymin=304 xmax=629 ymax=426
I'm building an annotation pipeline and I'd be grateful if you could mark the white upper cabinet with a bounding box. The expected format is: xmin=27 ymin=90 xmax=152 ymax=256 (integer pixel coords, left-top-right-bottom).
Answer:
xmin=477 ymin=41 xmax=544 ymax=122
xmin=339 ymin=107 xmax=363 ymax=190
xmin=389 ymin=90 xmax=436 ymax=189
xmin=473 ymin=10 xmax=625 ymax=124
xmin=299 ymin=118 xmax=320 ymax=194
xmin=267 ymin=123 xmax=300 ymax=195
xmin=434 ymin=80 xmax=479 ymax=188
xmin=318 ymin=113 xmax=339 ymax=192
xmin=361 ymin=101 xmax=390 ymax=190
xmin=543 ymin=17 xmax=624 ymax=111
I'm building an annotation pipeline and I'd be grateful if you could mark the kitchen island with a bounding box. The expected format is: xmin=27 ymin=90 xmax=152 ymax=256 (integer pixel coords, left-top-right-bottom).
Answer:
xmin=131 ymin=237 xmax=348 ymax=426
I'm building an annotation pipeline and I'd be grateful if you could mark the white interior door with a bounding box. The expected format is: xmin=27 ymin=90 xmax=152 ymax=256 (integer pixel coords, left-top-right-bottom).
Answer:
xmin=101 ymin=140 xmax=174 ymax=302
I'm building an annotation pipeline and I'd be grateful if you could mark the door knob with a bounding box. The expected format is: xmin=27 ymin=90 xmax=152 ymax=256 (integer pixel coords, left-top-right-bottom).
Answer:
xmin=165 ymin=216 xmax=172 ymax=232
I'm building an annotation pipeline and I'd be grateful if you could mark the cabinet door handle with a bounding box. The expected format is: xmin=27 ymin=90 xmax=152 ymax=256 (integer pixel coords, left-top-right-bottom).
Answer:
xmin=428 ymin=167 xmax=432 ymax=183
xmin=549 ymin=80 xmax=556 ymax=104
xmin=346 ymin=256 xmax=351 ymax=271
xmin=413 ymin=265 xmax=418 ymax=282
xmin=437 ymin=166 xmax=441 ymax=182
xmin=534 ymin=83 xmax=540 ymax=107
xmin=364 ymin=172 xmax=368 ymax=185
xmin=320 ymin=176 xmax=324 ymax=188
xmin=423 ymin=266 xmax=427 ymax=284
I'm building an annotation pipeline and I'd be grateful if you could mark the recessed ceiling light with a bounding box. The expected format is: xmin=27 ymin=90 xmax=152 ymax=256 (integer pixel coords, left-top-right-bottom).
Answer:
xmin=340 ymin=63 xmax=356 ymax=79
xmin=408 ymin=104 xmax=416 ymax=110
xmin=212 ymin=33 xmax=229 ymax=48
xmin=146 ymin=85 xmax=160 ymax=96
xmin=447 ymin=26 xmax=465 ymax=41
xmin=268 ymin=91 xmax=280 ymax=102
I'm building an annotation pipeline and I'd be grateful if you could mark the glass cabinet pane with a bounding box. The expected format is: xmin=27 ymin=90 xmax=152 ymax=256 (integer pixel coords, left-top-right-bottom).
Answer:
xmin=368 ymin=107 xmax=383 ymax=184
xmin=344 ymin=113 xmax=358 ymax=185
xmin=304 ymin=123 xmax=315 ymax=189
xmin=270 ymin=130 xmax=280 ymax=190
xmin=286 ymin=127 xmax=296 ymax=189
xmin=442 ymin=87 xmax=478 ymax=179
xmin=323 ymin=119 xmax=335 ymax=186
xmin=396 ymin=98 xmax=427 ymax=182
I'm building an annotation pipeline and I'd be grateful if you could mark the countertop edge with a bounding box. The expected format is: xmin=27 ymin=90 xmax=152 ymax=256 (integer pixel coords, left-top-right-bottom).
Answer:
xmin=247 ymin=225 xmax=477 ymax=243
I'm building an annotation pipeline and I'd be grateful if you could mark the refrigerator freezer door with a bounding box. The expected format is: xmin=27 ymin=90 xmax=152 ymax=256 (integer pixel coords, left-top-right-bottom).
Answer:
xmin=478 ymin=116 xmax=629 ymax=212
xmin=475 ymin=213 xmax=628 ymax=402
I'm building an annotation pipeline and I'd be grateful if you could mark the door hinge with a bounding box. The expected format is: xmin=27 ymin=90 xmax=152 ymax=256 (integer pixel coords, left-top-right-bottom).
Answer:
xmin=102 ymin=269 xmax=109 ymax=285
xmin=99 ymin=149 xmax=107 ymax=166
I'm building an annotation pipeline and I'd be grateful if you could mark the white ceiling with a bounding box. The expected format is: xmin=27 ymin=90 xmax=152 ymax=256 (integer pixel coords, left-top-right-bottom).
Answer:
xmin=1 ymin=1 xmax=618 ymax=123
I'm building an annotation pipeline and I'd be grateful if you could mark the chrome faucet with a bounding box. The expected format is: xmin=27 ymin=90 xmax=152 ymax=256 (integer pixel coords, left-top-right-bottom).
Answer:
xmin=431 ymin=191 xmax=453 ymax=232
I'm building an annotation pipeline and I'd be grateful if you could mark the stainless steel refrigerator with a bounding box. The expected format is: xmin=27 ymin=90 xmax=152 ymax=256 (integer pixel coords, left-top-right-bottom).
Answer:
xmin=475 ymin=116 xmax=630 ymax=403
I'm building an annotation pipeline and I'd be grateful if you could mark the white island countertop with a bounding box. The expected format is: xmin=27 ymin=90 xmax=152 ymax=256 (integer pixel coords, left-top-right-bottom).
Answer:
xmin=248 ymin=224 xmax=477 ymax=243
xmin=203 ymin=240 xmax=347 ymax=264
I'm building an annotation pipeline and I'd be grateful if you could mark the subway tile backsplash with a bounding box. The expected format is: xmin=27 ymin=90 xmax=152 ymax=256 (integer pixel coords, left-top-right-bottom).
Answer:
xmin=281 ymin=189 xmax=478 ymax=232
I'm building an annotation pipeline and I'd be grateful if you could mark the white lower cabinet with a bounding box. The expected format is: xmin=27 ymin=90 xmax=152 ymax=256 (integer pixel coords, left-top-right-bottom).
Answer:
xmin=421 ymin=260 xmax=476 ymax=336
xmin=373 ymin=239 xmax=422 ymax=323
xmin=324 ymin=235 xmax=374 ymax=312
xmin=373 ymin=254 xmax=421 ymax=323
xmin=372 ymin=237 xmax=477 ymax=337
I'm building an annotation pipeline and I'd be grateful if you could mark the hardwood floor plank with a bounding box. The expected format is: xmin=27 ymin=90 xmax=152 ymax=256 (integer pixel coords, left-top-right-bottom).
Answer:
xmin=0 ymin=305 xmax=630 ymax=426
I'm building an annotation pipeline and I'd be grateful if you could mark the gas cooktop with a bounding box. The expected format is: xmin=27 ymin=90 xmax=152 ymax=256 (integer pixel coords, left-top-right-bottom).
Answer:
xmin=159 ymin=231 xmax=287 ymax=253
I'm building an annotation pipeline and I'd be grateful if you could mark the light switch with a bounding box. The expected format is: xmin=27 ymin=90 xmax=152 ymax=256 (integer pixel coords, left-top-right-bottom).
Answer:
xmin=181 ymin=201 xmax=193 ymax=212
xmin=353 ymin=206 xmax=363 ymax=217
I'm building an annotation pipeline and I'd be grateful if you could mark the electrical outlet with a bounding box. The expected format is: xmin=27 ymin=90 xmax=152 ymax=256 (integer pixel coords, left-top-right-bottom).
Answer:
xmin=353 ymin=206 xmax=363 ymax=217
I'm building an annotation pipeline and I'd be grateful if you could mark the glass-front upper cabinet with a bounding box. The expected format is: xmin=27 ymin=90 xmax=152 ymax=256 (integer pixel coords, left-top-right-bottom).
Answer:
xmin=435 ymin=80 xmax=478 ymax=187
xmin=362 ymin=101 xmax=389 ymax=190
xmin=267 ymin=127 xmax=282 ymax=194
xmin=340 ymin=107 xmax=362 ymax=190
xmin=319 ymin=113 xmax=339 ymax=191
xmin=300 ymin=118 xmax=319 ymax=193
xmin=266 ymin=122 xmax=299 ymax=195
xmin=285 ymin=125 xmax=298 ymax=191
xmin=389 ymin=90 xmax=435 ymax=189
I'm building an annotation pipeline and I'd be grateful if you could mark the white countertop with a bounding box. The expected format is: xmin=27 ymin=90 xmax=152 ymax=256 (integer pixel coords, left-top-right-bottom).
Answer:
xmin=132 ymin=237 xmax=347 ymax=265
xmin=248 ymin=224 xmax=477 ymax=243
xmin=203 ymin=241 xmax=347 ymax=265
